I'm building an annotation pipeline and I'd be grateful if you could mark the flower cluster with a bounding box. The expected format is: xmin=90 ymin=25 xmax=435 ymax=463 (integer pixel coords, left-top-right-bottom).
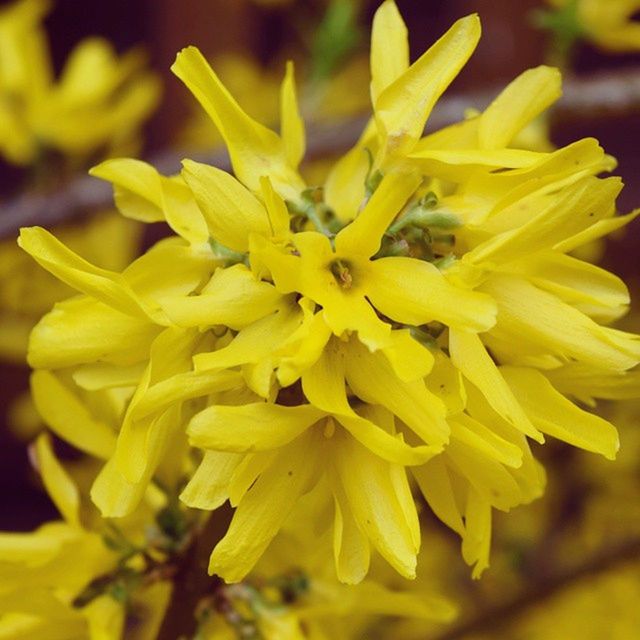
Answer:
xmin=19 ymin=0 xmax=640 ymax=591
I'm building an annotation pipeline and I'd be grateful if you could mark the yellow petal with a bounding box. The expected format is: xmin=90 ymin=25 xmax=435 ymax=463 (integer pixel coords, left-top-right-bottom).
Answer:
xmin=188 ymin=403 xmax=323 ymax=452
xmin=259 ymin=176 xmax=291 ymax=241
xmin=84 ymin=594 xmax=125 ymax=640
xmin=374 ymin=14 xmax=480 ymax=161
xmin=482 ymin=275 xmax=640 ymax=371
xmin=171 ymin=46 xmax=304 ymax=198
xmin=323 ymin=119 xmax=377 ymax=224
xmin=333 ymin=432 xmax=417 ymax=579
xmin=334 ymin=171 xmax=421 ymax=257
xmin=276 ymin=306 xmax=332 ymax=387
xmin=18 ymin=227 xmax=149 ymax=319
xmin=91 ymin=456 xmax=149 ymax=518
xmin=280 ymin=60 xmax=305 ymax=169
xmin=28 ymin=297 xmax=159 ymax=369
xmin=366 ymin=257 xmax=497 ymax=332
xmin=412 ymin=456 xmax=464 ymax=536
xmin=467 ymin=176 xmax=622 ymax=265
xmin=209 ymin=433 xmax=320 ymax=582
xmin=31 ymin=370 xmax=116 ymax=459
xmin=302 ymin=341 xmax=437 ymax=465
xmin=161 ymin=264 xmax=284 ymax=330
xmin=450 ymin=413 xmax=522 ymax=469
xmin=345 ymin=340 xmax=449 ymax=447
xmin=449 ymin=328 xmax=542 ymax=441
xmin=478 ymin=66 xmax=562 ymax=149
xmin=72 ymin=362 xmax=145 ymax=391
xmin=180 ymin=450 xmax=242 ymax=510
xmin=502 ymin=366 xmax=620 ymax=460
xmin=194 ymin=303 xmax=302 ymax=371
xmin=331 ymin=481 xmax=371 ymax=584
xmin=461 ymin=489 xmax=492 ymax=579
xmin=181 ymin=159 xmax=272 ymax=252
xmin=381 ymin=328 xmax=435 ymax=382
xmin=89 ymin=158 xmax=166 ymax=223
xmin=370 ymin=0 xmax=409 ymax=103
xmin=34 ymin=433 xmax=80 ymax=527
xmin=131 ymin=369 xmax=242 ymax=420
xmin=508 ymin=250 xmax=630 ymax=322
xmin=90 ymin=160 xmax=208 ymax=245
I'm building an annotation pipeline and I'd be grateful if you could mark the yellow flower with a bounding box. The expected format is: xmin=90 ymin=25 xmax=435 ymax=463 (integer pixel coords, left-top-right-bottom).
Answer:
xmin=0 ymin=0 xmax=160 ymax=166
xmin=542 ymin=0 xmax=640 ymax=53
xmin=0 ymin=433 xmax=172 ymax=640
xmin=20 ymin=0 xmax=640 ymax=587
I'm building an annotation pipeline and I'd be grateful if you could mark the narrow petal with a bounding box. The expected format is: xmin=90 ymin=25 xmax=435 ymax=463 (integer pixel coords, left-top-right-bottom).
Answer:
xmin=171 ymin=46 xmax=304 ymax=198
xmin=370 ymin=0 xmax=409 ymax=103
xmin=194 ymin=304 xmax=302 ymax=371
xmin=28 ymin=297 xmax=159 ymax=369
xmin=331 ymin=482 xmax=371 ymax=584
xmin=507 ymin=250 xmax=630 ymax=322
xmin=345 ymin=340 xmax=449 ymax=447
xmin=381 ymin=328 xmax=435 ymax=382
xmin=18 ymin=227 xmax=149 ymax=319
xmin=461 ymin=489 xmax=492 ymax=579
xmin=280 ymin=60 xmax=305 ymax=169
xmin=188 ymin=403 xmax=323 ymax=452
xmin=366 ymin=257 xmax=497 ymax=332
xmin=90 ymin=160 xmax=208 ymax=245
xmin=303 ymin=342 xmax=439 ymax=464
xmin=34 ymin=434 xmax=80 ymax=527
xmin=478 ymin=66 xmax=562 ymax=149
xmin=161 ymin=264 xmax=284 ymax=330
xmin=131 ymin=369 xmax=242 ymax=420
xmin=181 ymin=159 xmax=272 ymax=252
xmin=502 ymin=366 xmax=620 ymax=460
xmin=482 ymin=275 xmax=640 ymax=371
xmin=31 ymin=370 xmax=116 ymax=459
xmin=334 ymin=171 xmax=421 ymax=258
xmin=89 ymin=158 xmax=166 ymax=222
xmin=449 ymin=328 xmax=542 ymax=441
xmin=333 ymin=433 xmax=418 ymax=579
xmin=209 ymin=434 xmax=320 ymax=582
xmin=374 ymin=14 xmax=480 ymax=160
xmin=412 ymin=456 xmax=464 ymax=536
xmin=450 ymin=413 xmax=522 ymax=468
xmin=180 ymin=450 xmax=242 ymax=510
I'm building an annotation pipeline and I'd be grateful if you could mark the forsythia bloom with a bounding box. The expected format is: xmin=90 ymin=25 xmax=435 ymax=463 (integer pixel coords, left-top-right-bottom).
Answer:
xmin=542 ymin=0 xmax=640 ymax=53
xmin=19 ymin=0 xmax=640 ymax=589
xmin=0 ymin=419 xmax=454 ymax=638
xmin=0 ymin=0 xmax=160 ymax=165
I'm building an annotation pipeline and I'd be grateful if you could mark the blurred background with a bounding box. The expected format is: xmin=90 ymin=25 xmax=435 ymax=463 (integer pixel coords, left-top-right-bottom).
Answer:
xmin=1 ymin=1 xmax=640 ymax=638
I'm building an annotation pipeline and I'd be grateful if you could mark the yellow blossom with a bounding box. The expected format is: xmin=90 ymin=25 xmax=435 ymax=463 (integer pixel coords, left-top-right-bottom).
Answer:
xmin=542 ymin=0 xmax=640 ymax=54
xmin=19 ymin=0 xmax=640 ymax=588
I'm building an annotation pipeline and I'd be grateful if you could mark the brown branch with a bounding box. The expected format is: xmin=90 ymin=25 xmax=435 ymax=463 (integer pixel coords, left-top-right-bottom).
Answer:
xmin=156 ymin=505 xmax=233 ymax=640
xmin=3 ymin=66 xmax=640 ymax=240
xmin=430 ymin=537 xmax=640 ymax=640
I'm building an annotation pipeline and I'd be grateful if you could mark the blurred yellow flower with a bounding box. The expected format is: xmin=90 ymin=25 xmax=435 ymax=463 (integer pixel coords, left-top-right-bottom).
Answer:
xmin=19 ymin=0 xmax=640 ymax=590
xmin=542 ymin=0 xmax=640 ymax=54
xmin=0 ymin=0 xmax=160 ymax=166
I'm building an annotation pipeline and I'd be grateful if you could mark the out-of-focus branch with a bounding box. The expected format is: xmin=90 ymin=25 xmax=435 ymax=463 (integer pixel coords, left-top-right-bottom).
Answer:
xmin=3 ymin=66 xmax=640 ymax=240
xmin=430 ymin=537 xmax=640 ymax=640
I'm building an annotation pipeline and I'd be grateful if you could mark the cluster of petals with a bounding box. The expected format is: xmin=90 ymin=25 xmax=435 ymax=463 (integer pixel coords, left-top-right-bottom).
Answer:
xmin=19 ymin=0 xmax=640 ymax=586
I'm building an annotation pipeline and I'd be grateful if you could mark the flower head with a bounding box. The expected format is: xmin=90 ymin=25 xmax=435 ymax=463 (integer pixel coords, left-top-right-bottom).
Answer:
xmin=20 ymin=0 xmax=640 ymax=585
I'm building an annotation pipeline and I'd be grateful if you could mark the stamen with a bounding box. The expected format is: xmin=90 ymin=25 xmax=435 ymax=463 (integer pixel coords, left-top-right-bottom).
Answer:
xmin=330 ymin=259 xmax=353 ymax=289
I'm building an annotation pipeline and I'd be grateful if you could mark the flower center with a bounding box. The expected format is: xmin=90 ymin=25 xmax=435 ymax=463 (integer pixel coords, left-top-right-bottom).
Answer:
xmin=329 ymin=259 xmax=353 ymax=289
